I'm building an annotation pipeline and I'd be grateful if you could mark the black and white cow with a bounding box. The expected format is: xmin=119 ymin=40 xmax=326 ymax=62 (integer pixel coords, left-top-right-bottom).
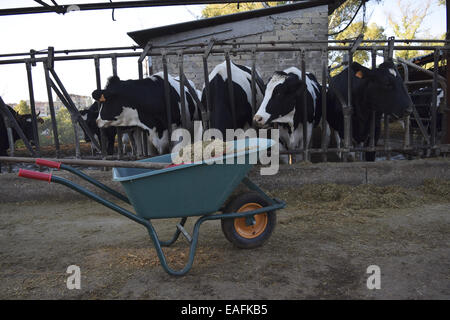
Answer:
xmin=80 ymin=102 xmax=116 ymax=155
xmin=253 ymin=67 xmax=322 ymax=162
xmin=92 ymin=72 xmax=201 ymax=155
xmin=326 ymin=61 xmax=413 ymax=161
xmin=201 ymin=60 xmax=265 ymax=136
xmin=410 ymin=86 xmax=444 ymax=136
xmin=0 ymin=105 xmax=36 ymax=172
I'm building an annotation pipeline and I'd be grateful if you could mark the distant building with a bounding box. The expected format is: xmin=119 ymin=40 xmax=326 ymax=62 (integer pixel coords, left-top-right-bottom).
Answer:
xmin=55 ymin=94 xmax=93 ymax=112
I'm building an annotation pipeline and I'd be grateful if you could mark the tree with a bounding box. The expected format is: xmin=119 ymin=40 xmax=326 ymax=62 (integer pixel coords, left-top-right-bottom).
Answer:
xmin=329 ymin=22 xmax=386 ymax=74
xmin=201 ymin=2 xmax=286 ymax=18
xmin=328 ymin=0 xmax=385 ymax=73
xmin=387 ymin=0 xmax=433 ymax=59
xmin=14 ymin=100 xmax=31 ymax=115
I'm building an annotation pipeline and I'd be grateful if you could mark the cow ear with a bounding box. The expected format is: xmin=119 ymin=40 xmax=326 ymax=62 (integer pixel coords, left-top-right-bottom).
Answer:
xmin=92 ymin=89 xmax=108 ymax=102
xmin=351 ymin=62 xmax=372 ymax=79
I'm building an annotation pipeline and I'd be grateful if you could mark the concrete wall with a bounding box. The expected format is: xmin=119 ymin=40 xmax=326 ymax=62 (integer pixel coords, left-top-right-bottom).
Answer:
xmin=147 ymin=5 xmax=328 ymax=91
xmin=1 ymin=159 xmax=449 ymax=203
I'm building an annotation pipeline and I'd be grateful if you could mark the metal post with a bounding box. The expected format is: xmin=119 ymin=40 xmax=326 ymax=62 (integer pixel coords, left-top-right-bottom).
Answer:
xmin=300 ymin=50 xmax=308 ymax=162
xmin=178 ymin=52 xmax=187 ymax=130
xmin=162 ymin=52 xmax=173 ymax=149
xmin=138 ymin=41 xmax=152 ymax=80
xmin=94 ymin=56 xmax=101 ymax=90
xmin=225 ymin=50 xmax=237 ymax=130
xmin=446 ymin=0 xmax=450 ymax=144
xmin=343 ymin=51 xmax=353 ymax=162
xmin=321 ymin=49 xmax=328 ymax=162
xmin=43 ymin=62 xmax=60 ymax=158
xmin=202 ymin=56 xmax=211 ymax=130
xmin=25 ymin=60 xmax=40 ymax=155
xmin=370 ymin=49 xmax=376 ymax=152
xmin=111 ymin=54 xmax=118 ymax=77
xmin=71 ymin=113 xmax=81 ymax=159
xmin=250 ymin=49 xmax=257 ymax=116
xmin=117 ymin=128 xmax=124 ymax=159
xmin=431 ymin=49 xmax=439 ymax=149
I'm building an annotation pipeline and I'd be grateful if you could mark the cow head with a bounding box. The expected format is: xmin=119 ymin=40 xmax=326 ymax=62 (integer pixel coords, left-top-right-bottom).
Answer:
xmin=253 ymin=71 xmax=306 ymax=128
xmin=92 ymin=76 xmax=141 ymax=128
xmin=351 ymin=61 xmax=412 ymax=118
xmin=80 ymin=103 xmax=100 ymax=142
xmin=15 ymin=113 xmax=35 ymax=144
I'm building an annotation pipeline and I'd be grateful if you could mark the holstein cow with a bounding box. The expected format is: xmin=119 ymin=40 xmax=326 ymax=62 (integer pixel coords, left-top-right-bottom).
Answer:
xmin=326 ymin=61 xmax=413 ymax=161
xmin=410 ymin=86 xmax=444 ymax=136
xmin=0 ymin=105 xmax=37 ymax=172
xmin=92 ymin=72 xmax=201 ymax=156
xmin=253 ymin=67 xmax=322 ymax=163
xmin=201 ymin=60 xmax=265 ymax=136
xmin=80 ymin=102 xmax=116 ymax=155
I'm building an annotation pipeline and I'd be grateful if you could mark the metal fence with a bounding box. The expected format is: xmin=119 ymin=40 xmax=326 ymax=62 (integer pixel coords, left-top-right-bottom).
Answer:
xmin=0 ymin=37 xmax=449 ymax=166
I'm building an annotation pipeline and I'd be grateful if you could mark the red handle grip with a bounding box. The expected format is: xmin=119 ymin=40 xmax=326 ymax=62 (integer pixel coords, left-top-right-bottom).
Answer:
xmin=36 ymin=158 xmax=61 ymax=169
xmin=18 ymin=169 xmax=52 ymax=183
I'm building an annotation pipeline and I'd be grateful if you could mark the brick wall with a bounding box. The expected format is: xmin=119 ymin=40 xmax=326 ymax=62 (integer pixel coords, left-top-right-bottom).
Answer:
xmin=148 ymin=5 xmax=328 ymax=92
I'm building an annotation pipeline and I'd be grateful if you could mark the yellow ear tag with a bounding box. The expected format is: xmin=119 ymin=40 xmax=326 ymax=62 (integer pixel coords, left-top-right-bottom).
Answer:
xmin=99 ymin=94 xmax=106 ymax=102
xmin=355 ymin=70 xmax=363 ymax=79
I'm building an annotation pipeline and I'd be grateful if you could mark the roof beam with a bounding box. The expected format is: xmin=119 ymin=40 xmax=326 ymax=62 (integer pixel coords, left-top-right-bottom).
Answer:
xmin=0 ymin=0 xmax=311 ymax=16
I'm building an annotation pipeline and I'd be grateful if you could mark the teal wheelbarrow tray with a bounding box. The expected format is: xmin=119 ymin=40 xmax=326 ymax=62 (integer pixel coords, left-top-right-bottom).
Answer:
xmin=18 ymin=138 xmax=285 ymax=276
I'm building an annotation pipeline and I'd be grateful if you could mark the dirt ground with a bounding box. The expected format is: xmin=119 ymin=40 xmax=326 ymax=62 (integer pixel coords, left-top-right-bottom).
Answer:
xmin=0 ymin=174 xmax=449 ymax=299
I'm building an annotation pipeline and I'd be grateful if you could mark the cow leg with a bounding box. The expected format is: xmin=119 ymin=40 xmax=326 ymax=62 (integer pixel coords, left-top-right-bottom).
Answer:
xmin=132 ymin=128 xmax=145 ymax=157
xmin=365 ymin=113 xmax=382 ymax=162
xmin=107 ymin=135 xmax=115 ymax=156
xmin=279 ymin=143 xmax=289 ymax=164
xmin=334 ymin=130 xmax=343 ymax=160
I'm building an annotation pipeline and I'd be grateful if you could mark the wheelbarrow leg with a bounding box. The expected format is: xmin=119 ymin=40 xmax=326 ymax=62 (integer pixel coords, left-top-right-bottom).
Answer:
xmin=144 ymin=216 xmax=207 ymax=276
xmin=159 ymin=217 xmax=188 ymax=247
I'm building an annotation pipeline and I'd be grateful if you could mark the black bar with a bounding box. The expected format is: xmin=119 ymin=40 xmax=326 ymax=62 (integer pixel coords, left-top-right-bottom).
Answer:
xmin=94 ymin=56 xmax=101 ymax=89
xmin=162 ymin=53 xmax=173 ymax=149
xmin=250 ymin=49 xmax=257 ymax=116
xmin=111 ymin=54 xmax=118 ymax=77
xmin=2 ymin=45 xmax=450 ymax=66
xmin=202 ymin=56 xmax=211 ymax=130
xmin=343 ymin=51 xmax=353 ymax=162
xmin=225 ymin=50 xmax=237 ymax=130
xmin=178 ymin=54 xmax=187 ymax=130
xmin=430 ymin=49 xmax=439 ymax=148
xmin=43 ymin=62 xmax=60 ymax=158
xmin=301 ymin=50 xmax=308 ymax=162
xmin=25 ymin=61 xmax=41 ymax=155
xmin=320 ymin=50 xmax=327 ymax=162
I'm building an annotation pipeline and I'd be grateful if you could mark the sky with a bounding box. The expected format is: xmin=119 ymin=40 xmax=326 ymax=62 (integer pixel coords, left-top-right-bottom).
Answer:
xmin=0 ymin=0 xmax=446 ymax=104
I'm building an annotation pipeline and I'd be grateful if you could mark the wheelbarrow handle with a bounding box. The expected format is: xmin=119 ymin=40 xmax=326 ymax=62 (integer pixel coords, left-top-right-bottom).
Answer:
xmin=36 ymin=158 xmax=61 ymax=169
xmin=18 ymin=169 xmax=52 ymax=183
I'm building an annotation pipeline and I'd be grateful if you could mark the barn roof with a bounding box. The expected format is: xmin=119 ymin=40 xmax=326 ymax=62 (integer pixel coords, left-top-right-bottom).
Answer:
xmin=128 ymin=0 xmax=341 ymax=47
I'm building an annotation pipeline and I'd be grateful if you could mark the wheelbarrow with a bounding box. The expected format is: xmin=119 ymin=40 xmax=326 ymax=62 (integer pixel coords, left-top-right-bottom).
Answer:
xmin=17 ymin=138 xmax=285 ymax=276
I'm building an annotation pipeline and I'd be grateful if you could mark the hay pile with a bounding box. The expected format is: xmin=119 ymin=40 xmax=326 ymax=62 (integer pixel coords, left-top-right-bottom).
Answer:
xmin=421 ymin=178 xmax=450 ymax=201
xmin=271 ymin=183 xmax=425 ymax=212
xmin=172 ymin=140 xmax=256 ymax=164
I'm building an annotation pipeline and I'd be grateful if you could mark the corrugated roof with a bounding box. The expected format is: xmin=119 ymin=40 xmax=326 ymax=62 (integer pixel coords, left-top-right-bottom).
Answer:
xmin=128 ymin=0 xmax=338 ymax=47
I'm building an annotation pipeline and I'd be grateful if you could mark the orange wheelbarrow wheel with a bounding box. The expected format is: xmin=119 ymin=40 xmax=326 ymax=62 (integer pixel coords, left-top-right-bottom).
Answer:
xmin=221 ymin=192 xmax=277 ymax=249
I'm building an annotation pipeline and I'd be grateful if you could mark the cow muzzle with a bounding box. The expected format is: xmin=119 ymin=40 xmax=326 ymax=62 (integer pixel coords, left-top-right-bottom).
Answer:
xmin=253 ymin=114 xmax=267 ymax=128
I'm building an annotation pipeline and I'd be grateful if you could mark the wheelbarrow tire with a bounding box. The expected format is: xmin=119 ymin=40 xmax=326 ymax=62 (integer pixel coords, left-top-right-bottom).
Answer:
xmin=221 ymin=192 xmax=276 ymax=249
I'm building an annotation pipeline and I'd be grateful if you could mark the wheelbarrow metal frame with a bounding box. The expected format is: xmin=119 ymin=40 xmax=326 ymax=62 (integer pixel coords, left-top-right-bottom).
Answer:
xmin=19 ymin=161 xmax=285 ymax=276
